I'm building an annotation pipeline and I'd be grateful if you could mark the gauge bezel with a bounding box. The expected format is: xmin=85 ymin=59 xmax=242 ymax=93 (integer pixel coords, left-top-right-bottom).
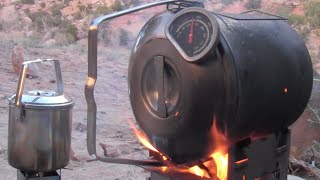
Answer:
xmin=165 ymin=7 xmax=220 ymax=63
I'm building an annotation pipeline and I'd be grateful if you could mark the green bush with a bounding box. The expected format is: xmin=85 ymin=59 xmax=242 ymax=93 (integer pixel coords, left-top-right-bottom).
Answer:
xmin=111 ymin=0 xmax=123 ymax=12
xmin=245 ymin=0 xmax=261 ymax=9
xmin=20 ymin=0 xmax=35 ymax=4
xmin=288 ymin=14 xmax=307 ymax=25
xmin=305 ymin=0 xmax=320 ymax=27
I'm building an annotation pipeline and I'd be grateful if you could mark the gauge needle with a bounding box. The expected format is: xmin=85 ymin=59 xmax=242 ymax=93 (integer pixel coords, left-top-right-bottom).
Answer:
xmin=188 ymin=17 xmax=194 ymax=44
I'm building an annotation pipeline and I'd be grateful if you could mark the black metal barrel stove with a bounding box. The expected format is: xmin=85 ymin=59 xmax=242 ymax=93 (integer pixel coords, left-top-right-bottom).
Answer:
xmin=85 ymin=1 xmax=313 ymax=179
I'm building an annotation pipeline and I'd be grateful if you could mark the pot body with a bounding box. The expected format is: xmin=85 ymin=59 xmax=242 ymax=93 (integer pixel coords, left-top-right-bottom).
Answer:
xmin=8 ymin=103 xmax=73 ymax=172
xmin=128 ymin=11 xmax=313 ymax=163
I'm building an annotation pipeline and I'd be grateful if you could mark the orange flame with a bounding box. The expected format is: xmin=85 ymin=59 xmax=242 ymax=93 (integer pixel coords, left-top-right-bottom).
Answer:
xmin=189 ymin=165 xmax=206 ymax=177
xmin=129 ymin=117 xmax=228 ymax=180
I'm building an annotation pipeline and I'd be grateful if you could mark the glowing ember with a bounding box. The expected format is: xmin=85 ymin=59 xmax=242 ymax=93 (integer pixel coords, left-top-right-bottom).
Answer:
xmin=129 ymin=117 xmax=229 ymax=180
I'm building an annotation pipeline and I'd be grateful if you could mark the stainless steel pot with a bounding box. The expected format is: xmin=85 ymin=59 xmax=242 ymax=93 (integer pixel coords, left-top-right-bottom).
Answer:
xmin=8 ymin=59 xmax=74 ymax=172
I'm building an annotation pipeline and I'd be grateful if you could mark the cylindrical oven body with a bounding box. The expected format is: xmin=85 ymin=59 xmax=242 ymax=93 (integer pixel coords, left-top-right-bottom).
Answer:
xmin=128 ymin=10 xmax=313 ymax=163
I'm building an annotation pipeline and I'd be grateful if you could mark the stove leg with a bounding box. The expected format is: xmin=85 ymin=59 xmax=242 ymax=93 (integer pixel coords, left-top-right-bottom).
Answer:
xmin=148 ymin=172 xmax=172 ymax=180
xmin=17 ymin=170 xmax=61 ymax=180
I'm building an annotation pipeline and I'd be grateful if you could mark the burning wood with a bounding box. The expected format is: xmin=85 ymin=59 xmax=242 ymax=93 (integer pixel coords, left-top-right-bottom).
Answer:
xmin=128 ymin=118 xmax=229 ymax=180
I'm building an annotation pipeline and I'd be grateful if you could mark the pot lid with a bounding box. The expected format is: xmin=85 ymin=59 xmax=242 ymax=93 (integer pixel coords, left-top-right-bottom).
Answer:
xmin=9 ymin=90 xmax=74 ymax=109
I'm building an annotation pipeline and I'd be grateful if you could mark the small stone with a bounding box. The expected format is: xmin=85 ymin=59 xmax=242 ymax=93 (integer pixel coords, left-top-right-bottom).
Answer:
xmin=75 ymin=123 xmax=87 ymax=132
xmin=0 ymin=147 xmax=6 ymax=154
xmin=99 ymin=143 xmax=120 ymax=157
xmin=0 ymin=94 xmax=5 ymax=100
xmin=69 ymin=148 xmax=80 ymax=162
xmin=119 ymin=149 xmax=131 ymax=155
xmin=50 ymin=80 xmax=56 ymax=84
xmin=133 ymin=148 xmax=142 ymax=152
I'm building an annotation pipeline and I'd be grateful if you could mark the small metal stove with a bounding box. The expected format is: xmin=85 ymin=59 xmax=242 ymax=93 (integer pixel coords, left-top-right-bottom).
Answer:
xmin=17 ymin=170 xmax=61 ymax=180
xmin=148 ymin=130 xmax=290 ymax=180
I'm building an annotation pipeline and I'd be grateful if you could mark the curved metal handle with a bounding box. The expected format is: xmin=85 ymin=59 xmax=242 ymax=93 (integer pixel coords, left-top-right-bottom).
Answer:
xmin=15 ymin=59 xmax=64 ymax=107
xmin=85 ymin=0 xmax=191 ymax=157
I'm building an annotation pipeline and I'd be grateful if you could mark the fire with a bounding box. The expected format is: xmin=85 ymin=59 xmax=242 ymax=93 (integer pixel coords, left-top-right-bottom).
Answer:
xmin=129 ymin=118 xmax=229 ymax=180
xmin=189 ymin=165 xmax=206 ymax=177
xmin=211 ymin=152 xmax=229 ymax=180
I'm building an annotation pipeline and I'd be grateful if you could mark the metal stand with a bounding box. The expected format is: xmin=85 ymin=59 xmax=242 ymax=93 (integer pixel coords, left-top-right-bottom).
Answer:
xmin=148 ymin=130 xmax=290 ymax=180
xmin=17 ymin=170 xmax=61 ymax=180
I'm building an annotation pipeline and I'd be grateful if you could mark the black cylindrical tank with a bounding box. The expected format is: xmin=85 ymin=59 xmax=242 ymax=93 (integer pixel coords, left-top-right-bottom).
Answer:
xmin=128 ymin=10 xmax=313 ymax=164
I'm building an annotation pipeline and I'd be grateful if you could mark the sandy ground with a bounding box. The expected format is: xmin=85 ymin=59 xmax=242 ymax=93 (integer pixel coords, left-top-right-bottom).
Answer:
xmin=0 ymin=38 xmax=152 ymax=179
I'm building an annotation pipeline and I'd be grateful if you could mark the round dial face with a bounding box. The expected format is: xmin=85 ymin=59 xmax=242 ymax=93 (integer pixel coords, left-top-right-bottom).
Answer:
xmin=166 ymin=8 xmax=219 ymax=62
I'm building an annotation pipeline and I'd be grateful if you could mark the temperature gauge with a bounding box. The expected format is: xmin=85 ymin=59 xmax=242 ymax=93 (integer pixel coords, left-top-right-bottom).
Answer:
xmin=166 ymin=7 xmax=220 ymax=62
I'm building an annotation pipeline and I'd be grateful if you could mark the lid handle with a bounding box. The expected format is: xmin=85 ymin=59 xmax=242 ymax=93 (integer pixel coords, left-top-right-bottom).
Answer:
xmin=15 ymin=59 xmax=64 ymax=107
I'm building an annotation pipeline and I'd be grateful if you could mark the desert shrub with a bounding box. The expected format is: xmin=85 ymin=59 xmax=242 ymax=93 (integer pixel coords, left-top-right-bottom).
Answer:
xmin=73 ymin=11 xmax=82 ymax=20
xmin=98 ymin=23 xmax=111 ymax=46
xmin=131 ymin=0 xmax=141 ymax=6
xmin=119 ymin=28 xmax=130 ymax=46
xmin=27 ymin=11 xmax=48 ymax=22
xmin=64 ymin=0 xmax=70 ymax=5
xmin=40 ymin=2 xmax=46 ymax=8
xmin=245 ymin=0 xmax=261 ymax=9
xmin=123 ymin=0 xmax=141 ymax=8
xmin=54 ymin=32 xmax=69 ymax=46
xmin=66 ymin=23 xmax=79 ymax=41
xmin=305 ymin=0 xmax=320 ymax=27
xmin=111 ymin=0 xmax=123 ymax=12
xmin=95 ymin=5 xmax=112 ymax=16
xmin=20 ymin=0 xmax=35 ymax=4
xmin=45 ymin=16 xmax=62 ymax=27
xmin=23 ymin=8 xmax=30 ymax=15
xmin=288 ymin=14 xmax=307 ymax=25
xmin=50 ymin=3 xmax=64 ymax=17
xmin=77 ymin=4 xmax=93 ymax=14
xmin=276 ymin=5 xmax=291 ymax=17
xmin=221 ymin=0 xmax=236 ymax=5
xmin=66 ymin=33 xmax=76 ymax=44
xmin=315 ymin=29 xmax=320 ymax=37
xmin=297 ymin=27 xmax=311 ymax=40
xmin=27 ymin=11 xmax=48 ymax=30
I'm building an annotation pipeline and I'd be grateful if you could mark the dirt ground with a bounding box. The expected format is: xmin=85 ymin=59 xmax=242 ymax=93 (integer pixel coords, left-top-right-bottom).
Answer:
xmin=0 ymin=38 xmax=152 ymax=179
